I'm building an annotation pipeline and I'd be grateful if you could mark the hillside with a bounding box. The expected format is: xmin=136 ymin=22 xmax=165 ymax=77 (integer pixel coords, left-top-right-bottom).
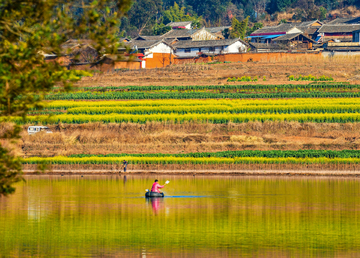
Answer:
xmin=116 ymin=1 xmax=360 ymax=37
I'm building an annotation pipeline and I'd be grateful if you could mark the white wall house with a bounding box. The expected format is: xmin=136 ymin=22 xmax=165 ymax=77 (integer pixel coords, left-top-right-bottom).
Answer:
xmin=121 ymin=40 xmax=174 ymax=68
xmin=173 ymin=39 xmax=248 ymax=58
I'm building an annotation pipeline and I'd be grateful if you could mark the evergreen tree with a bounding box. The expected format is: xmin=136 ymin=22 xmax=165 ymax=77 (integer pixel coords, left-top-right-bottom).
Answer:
xmin=162 ymin=2 xmax=202 ymax=25
xmin=267 ymin=0 xmax=296 ymax=14
xmin=230 ymin=16 xmax=249 ymax=39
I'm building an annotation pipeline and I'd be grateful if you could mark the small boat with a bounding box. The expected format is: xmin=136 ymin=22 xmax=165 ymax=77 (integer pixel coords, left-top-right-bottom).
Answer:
xmin=145 ymin=191 xmax=164 ymax=198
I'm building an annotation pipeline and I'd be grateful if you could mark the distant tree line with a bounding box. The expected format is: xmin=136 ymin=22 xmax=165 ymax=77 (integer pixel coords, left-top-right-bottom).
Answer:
xmin=68 ymin=0 xmax=360 ymax=38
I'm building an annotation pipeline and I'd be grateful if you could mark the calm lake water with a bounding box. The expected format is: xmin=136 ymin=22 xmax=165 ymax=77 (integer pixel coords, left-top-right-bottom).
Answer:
xmin=1 ymin=175 xmax=360 ymax=257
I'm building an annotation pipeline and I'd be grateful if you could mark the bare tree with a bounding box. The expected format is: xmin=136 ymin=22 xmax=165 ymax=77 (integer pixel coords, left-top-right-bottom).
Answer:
xmin=250 ymin=0 xmax=270 ymax=20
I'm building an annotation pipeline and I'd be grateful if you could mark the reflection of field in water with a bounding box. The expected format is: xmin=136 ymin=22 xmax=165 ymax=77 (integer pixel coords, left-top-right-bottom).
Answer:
xmin=1 ymin=175 xmax=360 ymax=257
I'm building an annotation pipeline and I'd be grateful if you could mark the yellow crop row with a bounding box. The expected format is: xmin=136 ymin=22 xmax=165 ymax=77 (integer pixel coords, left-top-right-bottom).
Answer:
xmin=45 ymin=98 xmax=360 ymax=109
xmin=16 ymin=112 xmax=360 ymax=124
xmin=66 ymin=104 xmax=360 ymax=115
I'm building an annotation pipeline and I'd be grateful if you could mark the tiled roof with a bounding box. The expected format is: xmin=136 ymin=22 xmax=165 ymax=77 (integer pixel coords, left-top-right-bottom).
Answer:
xmin=251 ymin=23 xmax=299 ymax=35
xmin=318 ymin=24 xmax=360 ymax=33
xmin=317 ymin=17 xmax=360 ymax=33
xmin=327 ymin=17 xmax=360 ymax=25
xmin=135 ymin=36 xmax=163 ymax=41
xmin=167 ymin=21 xmax=192 ymax=27
xmin=298 ymin=20 xmax=322 ymax=27
xmin=173 ymin=39 xmax=247 ymax=49
xmin=206 ymin=26 xmax=231 ymax=33
xmin=127 ymin=40 xmax=163 ymax=49
xmin=297 ymin=27 xmax=319 ymax=35
xmin=273 ymin=33 xmax=314 ymax=42
xmin=162 ymin=29 xmax=199 ymax=38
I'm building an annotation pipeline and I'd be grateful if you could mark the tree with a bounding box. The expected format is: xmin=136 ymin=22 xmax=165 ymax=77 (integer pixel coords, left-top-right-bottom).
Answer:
xmin=0 ymin=0 xmax=131 ymax=196
xmin=127 ymin=0 xmax=163 ymax=35
xmin=162 ymin=2 xmax=202 ymax=26
xmin=185 ymin=0 xmax=230 ymax=22
xmin=191 ymin=20 xmax=202 ymax=29
xmin=153 ymin=23 xmax=172 ymax=35
xmin=230 ymin=16 xmax=249 ymax=39
xmin=248 ymin=22 xmax=263 ymax=35
xmin=267 ymin=0 xmax=297 ymax=13
xmin=222 ymin=2 xmax=244 ymax=25
xmin=249 ymin=0 xmax=270 ymax=20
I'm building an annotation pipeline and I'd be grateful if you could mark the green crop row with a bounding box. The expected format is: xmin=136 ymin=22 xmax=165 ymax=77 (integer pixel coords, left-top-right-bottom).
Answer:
xmin=227 ymin=76 xmax=262 ymax=82
xmin=23 ymin=156 xmax=360 ymax=165
xmin=45 ymin=91 xmax=360 ymax=100
xmin=78 ymin=83 xmax=356 ymax=92
xmin=289 ymin=75 xmax=334 ymax=81
xmin=68 ymin=150 xmax=360 ymax=159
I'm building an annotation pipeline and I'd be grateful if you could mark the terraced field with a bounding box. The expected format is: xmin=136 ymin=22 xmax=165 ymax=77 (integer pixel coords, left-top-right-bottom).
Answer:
xmin=21 ymin=97 xmax=360 ymax=124
xmin=21 ymin=83 xmax=360 ymax=171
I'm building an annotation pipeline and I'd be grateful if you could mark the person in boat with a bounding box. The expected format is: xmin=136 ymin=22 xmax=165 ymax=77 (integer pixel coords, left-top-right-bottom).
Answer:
xmin=151 ymin=179 xmax=165 ymax=193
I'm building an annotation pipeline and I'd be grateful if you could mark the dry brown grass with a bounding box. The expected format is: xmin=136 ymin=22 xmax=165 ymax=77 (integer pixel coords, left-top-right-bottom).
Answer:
xmin=75 ymin=55 xmax=360 ymax=88
xmin=19 ymin=121 xmax=360 ymax=157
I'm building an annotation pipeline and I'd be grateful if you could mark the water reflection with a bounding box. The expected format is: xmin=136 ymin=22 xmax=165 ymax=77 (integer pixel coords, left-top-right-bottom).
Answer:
xmin=123 ymin=175 xmax=127 ymax=186
xmin=1 ymin=175 xmax=360 ymax=257
xmin=146 ymin=197 xmax=164 ymax=215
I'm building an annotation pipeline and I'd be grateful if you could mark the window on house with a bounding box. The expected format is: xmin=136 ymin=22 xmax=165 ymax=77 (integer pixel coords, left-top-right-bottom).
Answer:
xmin=185 ymin=48 xmax=191 ymax=53
xmin=209 ymin=47 xmax=215 ymax=52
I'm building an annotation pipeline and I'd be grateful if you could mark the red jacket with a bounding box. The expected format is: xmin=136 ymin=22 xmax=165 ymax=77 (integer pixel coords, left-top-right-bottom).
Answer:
xmin=151 ymin=182 xmax=164 ymax=193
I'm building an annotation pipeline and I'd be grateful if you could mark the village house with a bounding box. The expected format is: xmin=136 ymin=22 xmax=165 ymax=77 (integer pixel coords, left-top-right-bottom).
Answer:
xmin=173 ymin=38 xmax=248 ymax=58
xmin=272 ymin=33 xmax=315 ymax=50
xmin=294 ymin=20 xmax=323 ymax=40
xmin=249 ymin=23 xmax=303 ymax=43
xmin=317 ymin=17 xmax=360 ymax=42
xmin=121 ymin=39 xmax=174 ymax=68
